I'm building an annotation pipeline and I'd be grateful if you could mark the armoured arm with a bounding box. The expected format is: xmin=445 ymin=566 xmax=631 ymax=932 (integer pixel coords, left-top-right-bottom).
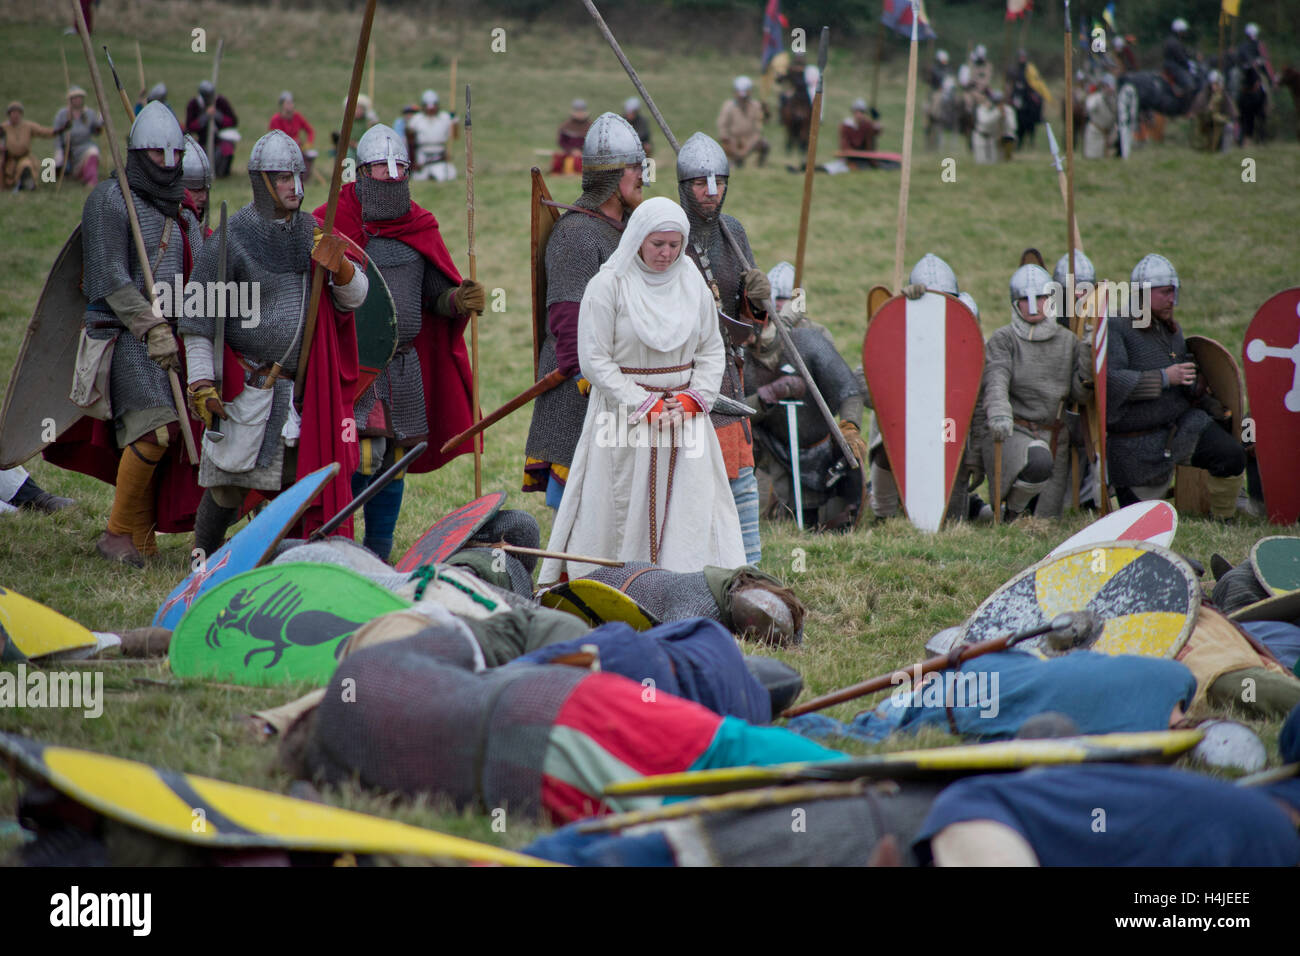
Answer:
xmin=576 ymin=276 xmax=654 ymax=417
xmin=1069 ymin=336 xmax=1095 ymax=405
xmin=84 ymin=187 xmax=160 ymax=337
xmin=1105 ymin=318 xmax=1150 ymax=421
xmin=982 ymin=331 xmax=1015 ymax=426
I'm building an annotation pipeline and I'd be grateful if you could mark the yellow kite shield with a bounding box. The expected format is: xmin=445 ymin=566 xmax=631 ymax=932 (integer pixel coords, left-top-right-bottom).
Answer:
xmin=0 ymin=733 xmax=550 ymax=866
xmin=961 ymin=542 xmax=1200 ymax=659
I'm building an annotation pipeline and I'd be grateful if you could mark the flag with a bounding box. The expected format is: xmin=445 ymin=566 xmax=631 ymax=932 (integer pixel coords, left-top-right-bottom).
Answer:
xmin=1103 ymin=3 xmax=1117 ymax=32
xmin=882 ymin=0 xmax=936 ymax=40
xmin=1006 ymin=0 xmax=1032 ymax=21
xmin=761 ymin=0 xmax=788 ymax=71
xmin=1222 ymin=0 xmax=1241 ymax=16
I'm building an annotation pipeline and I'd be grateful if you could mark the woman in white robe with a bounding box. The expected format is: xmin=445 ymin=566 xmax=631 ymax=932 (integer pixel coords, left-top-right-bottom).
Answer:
xmin=540 ymin=196 xmax=745 ymax=582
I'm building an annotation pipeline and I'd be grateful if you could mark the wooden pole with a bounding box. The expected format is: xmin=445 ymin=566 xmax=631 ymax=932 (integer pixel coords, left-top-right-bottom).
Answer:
xmin=449 ymin=57 xmax=460 ymax=140
xmin=134 ymin=40 xmax=145 ymax=95
xmin=441 ymin=369 xmax=565 ymax=453
xmin=1064 ymin=0 xmax=1081 ymax=510
xmin=57 ymin=43 xmax=72 ymax=193
xmin=465 ymin=83 xmax=482 ymax=497
xmin=993 ymin=439 xmax=1003 ymax=523
xmin=467 ymin=541 xmax=625 ymax=568
xmin=294 ymin=0 xmax=379 ymax=404
xmin=891 ymin=2 xmax=921 ymax=293
xmin=793 ymin=27 xmax=829 ymax=292
xmin=205 ymin=38 xmax=224 ymax=204
xmin=367 ymin=40 xmax=376 ymax=106
xmin=76 ymin=21 xmax=198 ymax=463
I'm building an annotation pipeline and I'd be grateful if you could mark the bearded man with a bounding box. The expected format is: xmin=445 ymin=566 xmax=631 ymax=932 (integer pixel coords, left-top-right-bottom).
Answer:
xmin=523 ymin=113 xmax=645 ymax=509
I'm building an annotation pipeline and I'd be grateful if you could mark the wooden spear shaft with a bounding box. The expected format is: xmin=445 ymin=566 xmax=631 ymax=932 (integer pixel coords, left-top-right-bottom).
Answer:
xmin=793 ymin=27 xmax=829 ymax=292
xmin=1064 ymin=0 xmax=1080 ymax=511
xmin=294 ymin=0 xmax=379 ymax=405
xmin=891 ymin=2 xmax=921 ymax=293
xmin=465 ymin=541 xmax=625 ymax=568
xmin=465 ymin=83 xmax=482 ymax=497
xmin=82 ymin=26 xmax=199 ymax=464
xmin=205 ymin=38 xmax=224 ymax=196
xmin=134 ymin=41 xmax=145 ymax=95
xmin=57 ymin=43 xmax=71 ymax=193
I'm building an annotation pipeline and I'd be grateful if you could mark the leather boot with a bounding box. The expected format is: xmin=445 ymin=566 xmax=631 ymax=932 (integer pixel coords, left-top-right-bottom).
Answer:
xmin=96 ymin=530 xmax=144 ymax=568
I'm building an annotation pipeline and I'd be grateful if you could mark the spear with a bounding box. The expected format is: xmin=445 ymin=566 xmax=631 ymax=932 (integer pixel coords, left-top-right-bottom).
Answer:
xmin=102 ymin=47 xmax=137 ymax=121
xmin=294 ymin=0 xmax=379 ymax=405
xmin=1044 ymin=122 xmax=1083 ymax=251
xmin=205 ymin=38 xmax=225 ymax=206
xmin=57 ymin=43 xmax=71 ymax=193
xmin=465 ymin=82 xmax=482 ymax=497
xmin=81 ymin=26 xmax=199 ymax=464
xmin=465 ymin=541 xmax=626 ymax=569
xmin=579 ymin=0 xmax=859 ymax=471
xmin=134 ymin=41 xmax=145 ymax=96
xmin=1064 ymin=0 xmax=1081 ymax=511
xmin=781 ymin=611 xmax=1100 ymax=718
xmin=890 ymin=0 xmax=922 ymax=294
xmin=449 ymin=57 xmax=460 ymax=140
xmin=792 ymin=27 xmax=829 ymax=293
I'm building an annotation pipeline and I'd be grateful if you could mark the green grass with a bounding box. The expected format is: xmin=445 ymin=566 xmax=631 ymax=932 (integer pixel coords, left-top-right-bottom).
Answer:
xmin=1 ymin=0 xmax=1297 ymax=859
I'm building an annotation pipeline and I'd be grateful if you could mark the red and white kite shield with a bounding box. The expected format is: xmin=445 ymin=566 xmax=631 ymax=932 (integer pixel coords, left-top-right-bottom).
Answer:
xmin=863 ymin=292 xmax=983 ymax=532
xmin=1243 ymin=288 xmax=1300 ymax=525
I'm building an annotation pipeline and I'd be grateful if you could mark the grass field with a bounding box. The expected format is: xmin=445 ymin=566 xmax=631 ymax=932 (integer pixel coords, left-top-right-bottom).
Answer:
xmin=1 ymin=0 xmax=1298 ymax=857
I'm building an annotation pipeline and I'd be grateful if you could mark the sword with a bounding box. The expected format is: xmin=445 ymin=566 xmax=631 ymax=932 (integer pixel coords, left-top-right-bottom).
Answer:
xmin=207 ymin=201 xmax=228 ymax=441
xmin=781 ymin=397 xmax=804 ymax=530
xmin=309 ymin=441 xmax=427 ymax=541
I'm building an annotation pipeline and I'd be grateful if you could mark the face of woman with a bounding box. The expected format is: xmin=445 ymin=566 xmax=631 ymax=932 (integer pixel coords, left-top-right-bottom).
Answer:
xmin=639 ymin=231 xmax=683 ymax=272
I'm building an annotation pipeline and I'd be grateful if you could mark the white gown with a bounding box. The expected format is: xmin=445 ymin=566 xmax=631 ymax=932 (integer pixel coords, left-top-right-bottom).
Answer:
xmin=540 ymin=258 xmax=746 ymax=582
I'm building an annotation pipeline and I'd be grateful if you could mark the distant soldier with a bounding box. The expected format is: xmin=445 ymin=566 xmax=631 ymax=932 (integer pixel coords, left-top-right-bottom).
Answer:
xmin=1083 ymin=75 xmax=1118 ymax=159
xmin=1106 ymin=254 xmax=1246 ymax=520
xmin=971 ymin=91 xmax=1002 ymax=164
xmin=981 ymin=264 xmax=1094 ymax=520
xmin=52 ymin=86 xmax=103 ymax=186
xmin=552 ymin=99 xmax=591 ymax=175
xmin=622 ymin=96 xmax=653 ymax=157
xmin=269 ymin=91 xmax=317 ymax=181
xmin=406 ymin=89 xmax=458 ymax=182
xmin=1196 ymin=71 xmax=1234 ymax=152
xmin=717 ymin=76 xmax=769 ymax=168
xmin=183 ymin=81 xmax=238 ymax=178
xmin=677 ymin=132 xmax=770 ymax=564
xmin=744 ymin=266 xmax=867 ymax=530
xmin=524 ymin=113 xmax=645 ymax=509
xmin=838 ymin=98 xmax=883 ymax=168
xmin=929 ymin=49 xmax=950 ymax=91
xmin=2 ymin=102 xmax=54 ymax=191
xmin=182 ymin=130 xmax=368 ymax=554
xmin=1164 ymin=18 xmax=1195 ymax=98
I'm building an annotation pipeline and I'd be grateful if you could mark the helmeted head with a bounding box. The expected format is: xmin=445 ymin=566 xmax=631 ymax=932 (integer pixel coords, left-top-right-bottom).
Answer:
xmin=578 ymin=112 xmax=645 ymax=212
xmin=973 ymin=44 xmax=988 ymax=62
xmin=1132 ymin=253 xmax=1180 ymax=309
xmin=147 ymin=82 xmax=167 ymax=103
xmin=278 ymin=90 xmax=294 ymax=114
xmin=1208 ymin=69 xmax=1223 ymax=86
xmin=730 ymin=585 xmax=802 ymax=647
xmin=957 ymin=291 xmax=979 ymax=319
xmin=1113 ymin=35 xmax=1126 ymax=51
xmin=1171 ymin=18 xmax=1189 ymax=34
xmin=1244 ymin=22 xmax=1259 ymax=40
xmin=623 ymin=96 xmax=641 ymax=115
xmin=677 ymin=131 xmax=729 ymax=227
xmin=1052 ymin=249 xmax=1096 ymax=289
xmin=909 ymin=253 xmax=959 ymax=295
xmin=181 ymin=134 xmax=213 ymax=190
xmin=421 ymin=89 xmax=439 ymax=111
xmin=1010 ymin=263 xmax=1055 ymax=320
xmin=356 ymin=124 xmax=412 ymax=221
xmin=247 ymin=129 xmax=306 ymax=219
xmin=198 ymin=80 xmax=214 ymax=103
xmin=67 ymin=85 xmax=87 ymax=107
xmin=570 ymin=98 xmax=588 ymax=120
xmin=129 ymin=101 xmax=186 ymax=167
xmin=767 ymin=261 xmax=795 ymax=303
xmin=851 ymin=97 xmax=868 ymax=115
xmin=734 ymin=75 xmax=753 ymax=97
xmin=937 ymin=49 xmax=949 ymax=65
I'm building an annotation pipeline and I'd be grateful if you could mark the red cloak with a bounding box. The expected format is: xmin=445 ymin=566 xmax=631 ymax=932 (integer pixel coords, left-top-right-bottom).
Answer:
xmin=319 ymin=182 xmax=475 ymax=474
